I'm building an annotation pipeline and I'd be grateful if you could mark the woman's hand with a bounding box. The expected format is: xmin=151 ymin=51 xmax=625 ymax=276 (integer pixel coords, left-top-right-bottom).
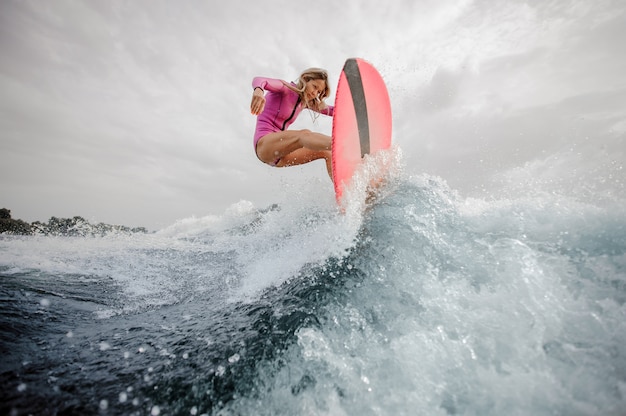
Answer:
xmin=250 ymin=88 xmax=266 ymax=115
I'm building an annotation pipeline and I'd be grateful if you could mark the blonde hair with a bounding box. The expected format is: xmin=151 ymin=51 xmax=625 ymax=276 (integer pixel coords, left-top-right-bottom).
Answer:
xmin=292 ymin=68 xmax=331 ymax=114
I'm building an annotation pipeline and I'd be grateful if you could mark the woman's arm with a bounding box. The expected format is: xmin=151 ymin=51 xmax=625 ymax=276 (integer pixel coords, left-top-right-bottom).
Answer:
xmin=251 ymin=77 xmax=291 ymax=115
xmin=316 ymin=104 xmax=334 ymax=117
xmin=323 ymin=105 xmax=334 ymax=117
xmin=252 ymin=77 xmax=287 ymax=93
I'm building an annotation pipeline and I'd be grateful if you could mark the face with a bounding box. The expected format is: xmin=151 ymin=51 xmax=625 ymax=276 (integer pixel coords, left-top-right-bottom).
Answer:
xmin=305 ymin=79 xmax=327 ymax=101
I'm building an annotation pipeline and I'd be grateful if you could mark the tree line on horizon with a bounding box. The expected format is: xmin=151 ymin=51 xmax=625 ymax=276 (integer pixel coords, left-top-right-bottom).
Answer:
xmin=0 ymin=208 xmax=148 ymax=236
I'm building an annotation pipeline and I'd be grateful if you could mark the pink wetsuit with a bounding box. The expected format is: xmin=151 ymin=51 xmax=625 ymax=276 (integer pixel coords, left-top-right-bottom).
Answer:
xmin=252 ymin=77 xmax=334 ymax=154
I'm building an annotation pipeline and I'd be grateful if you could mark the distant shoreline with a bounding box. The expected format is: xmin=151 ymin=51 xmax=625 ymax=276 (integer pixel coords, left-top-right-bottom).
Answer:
xmin=0 ymin=208 xmax=148 ymax=236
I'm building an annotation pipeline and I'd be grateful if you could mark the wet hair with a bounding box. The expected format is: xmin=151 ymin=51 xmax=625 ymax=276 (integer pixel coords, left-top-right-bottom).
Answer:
xmin=293 ymin=68 xmax=331 ymax=113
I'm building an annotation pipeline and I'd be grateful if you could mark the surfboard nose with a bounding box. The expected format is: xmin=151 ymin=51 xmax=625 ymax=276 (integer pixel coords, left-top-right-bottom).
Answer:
xmin=332 ymin=58 xmax=392 ymax=204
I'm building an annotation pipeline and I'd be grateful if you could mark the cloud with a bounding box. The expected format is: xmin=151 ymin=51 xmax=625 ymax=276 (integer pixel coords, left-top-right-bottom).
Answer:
xmin=1 ymin=0 xmax=625 ymax=228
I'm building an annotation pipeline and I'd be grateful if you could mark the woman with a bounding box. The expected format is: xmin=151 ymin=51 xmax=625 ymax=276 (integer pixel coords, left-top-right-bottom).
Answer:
xmin=250 ymin=68 xmax=334 ymax=179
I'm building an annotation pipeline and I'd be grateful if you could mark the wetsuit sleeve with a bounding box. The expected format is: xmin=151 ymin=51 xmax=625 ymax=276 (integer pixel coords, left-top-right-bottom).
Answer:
xmin=318 ymin=105 xmax=334 ymax=117
xmin=252 ymin=77 xmax=287 ymax=93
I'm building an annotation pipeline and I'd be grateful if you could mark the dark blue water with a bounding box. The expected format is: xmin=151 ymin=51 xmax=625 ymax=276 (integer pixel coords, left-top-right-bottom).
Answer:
xmin=2 ymin=153 xmax=625 ymax=415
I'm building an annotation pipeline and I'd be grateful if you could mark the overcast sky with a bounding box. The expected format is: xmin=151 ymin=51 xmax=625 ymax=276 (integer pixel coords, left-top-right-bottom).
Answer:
xmin=1 ymin=0 xmax=624 ymax=229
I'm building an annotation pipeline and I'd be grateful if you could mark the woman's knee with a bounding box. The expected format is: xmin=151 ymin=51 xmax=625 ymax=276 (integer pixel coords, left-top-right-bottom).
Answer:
xmin=297 ymin=129 xmax=312 ymax=140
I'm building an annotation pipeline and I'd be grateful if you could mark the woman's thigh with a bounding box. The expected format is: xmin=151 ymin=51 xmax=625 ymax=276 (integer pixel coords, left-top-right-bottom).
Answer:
xmin=256 ymin=130 xmax=303 ymax=164
xmin=276 ymin=148 xmax=329 ymax=167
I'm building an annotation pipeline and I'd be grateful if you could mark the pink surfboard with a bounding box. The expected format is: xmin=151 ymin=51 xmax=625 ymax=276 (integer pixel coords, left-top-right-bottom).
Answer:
xmin=331 ymin=58 xmax=392 ymax=203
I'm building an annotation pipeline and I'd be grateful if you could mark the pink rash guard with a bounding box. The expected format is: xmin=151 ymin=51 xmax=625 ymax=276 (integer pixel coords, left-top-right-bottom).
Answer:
xmin=252 ymin=77 xmax=334 ymax=150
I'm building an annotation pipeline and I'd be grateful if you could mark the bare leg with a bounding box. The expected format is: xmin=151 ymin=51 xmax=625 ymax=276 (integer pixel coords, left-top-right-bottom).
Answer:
xmin=256 ymin=129 xmax=331 ymax=164
xmin=277 ymin=148 xmax=333 ymax=180
xmin=256 ymin=129 xmax=333 ymax=180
